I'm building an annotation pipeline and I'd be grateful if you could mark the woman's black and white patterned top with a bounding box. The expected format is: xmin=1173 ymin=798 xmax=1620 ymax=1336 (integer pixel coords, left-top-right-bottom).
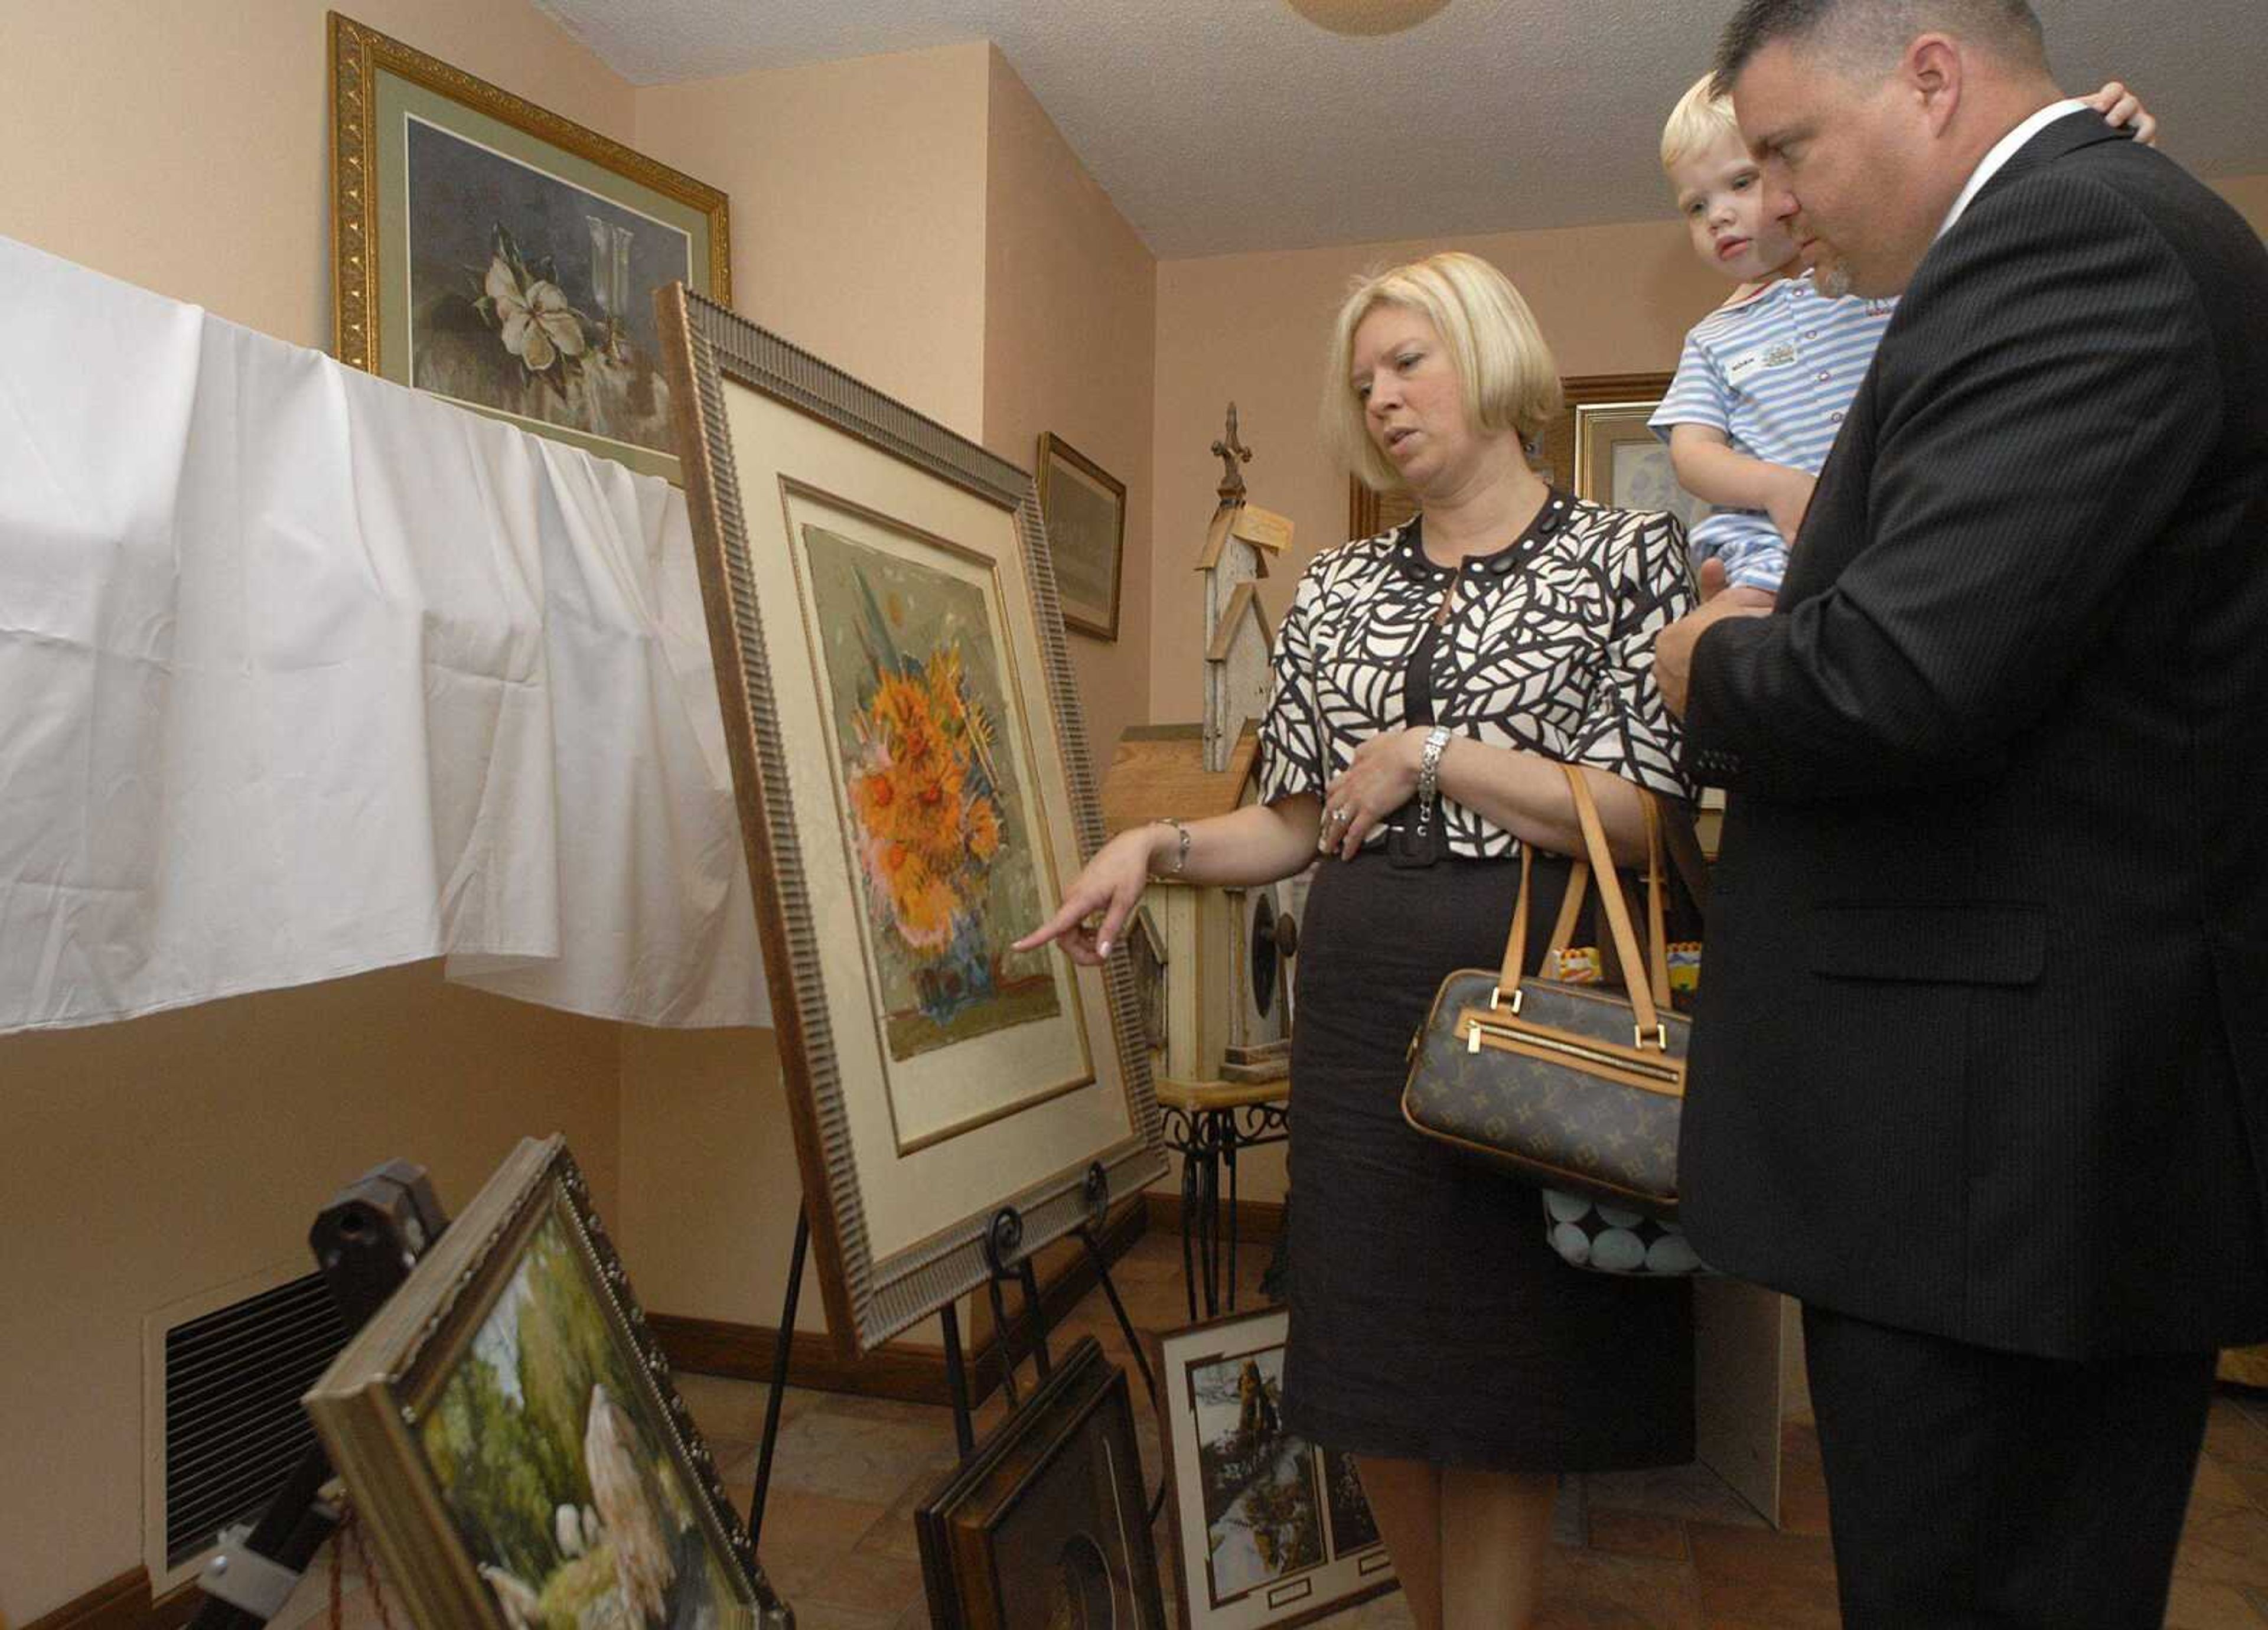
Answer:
xmin=1254 ymin=493 xmax=1696 ymax=858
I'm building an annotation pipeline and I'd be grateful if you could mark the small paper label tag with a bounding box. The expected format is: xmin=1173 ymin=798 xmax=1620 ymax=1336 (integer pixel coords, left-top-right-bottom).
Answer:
xmin=1725 ymin=341 xmax=1797 ymax=384
xmin=1231 ymin=504 xmax=1294 ymax=552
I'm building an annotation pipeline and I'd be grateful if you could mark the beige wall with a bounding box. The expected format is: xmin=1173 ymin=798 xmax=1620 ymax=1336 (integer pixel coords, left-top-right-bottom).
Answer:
xmin=633 ymin=44 xmax=994 ymax=442
xmin=980 ymin=44 xmax=1159 ymax=765
xmin=0 ymin=0 xmax=635 ymax=354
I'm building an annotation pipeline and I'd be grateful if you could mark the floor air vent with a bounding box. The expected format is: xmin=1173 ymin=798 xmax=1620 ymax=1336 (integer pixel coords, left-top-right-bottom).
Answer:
xmin=162 ymin=1271 xmax=350 ymax=1567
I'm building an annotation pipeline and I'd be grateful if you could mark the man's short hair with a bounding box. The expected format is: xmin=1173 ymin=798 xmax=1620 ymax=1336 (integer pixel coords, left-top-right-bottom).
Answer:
xmin=1662 ymin=73 xmax=1744 ymax=175
xmin=1713 ymin=0 xmax=2047 ymax=93
xmin=1324 ymin=252 xmax=1562 ymax=496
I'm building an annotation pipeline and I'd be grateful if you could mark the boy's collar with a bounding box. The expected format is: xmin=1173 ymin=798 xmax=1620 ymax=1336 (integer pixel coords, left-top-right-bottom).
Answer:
xmin=1717 ymin=263 xmax=1805 ymax=312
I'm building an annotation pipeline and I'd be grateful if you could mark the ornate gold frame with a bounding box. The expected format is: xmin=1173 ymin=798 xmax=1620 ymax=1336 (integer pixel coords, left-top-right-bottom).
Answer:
xmin=305 ymin=1136 xmax=790 ymax=1629
xmin=1347 ymin=371 xmax=1675 ymax=540
xmin=328 ymin=11 xmax=729 ymax=472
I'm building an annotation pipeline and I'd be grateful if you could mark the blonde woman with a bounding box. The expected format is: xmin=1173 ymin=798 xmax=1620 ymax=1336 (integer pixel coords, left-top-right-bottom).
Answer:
xmin=1019 ymin=252 xmax=1696 ymax=1627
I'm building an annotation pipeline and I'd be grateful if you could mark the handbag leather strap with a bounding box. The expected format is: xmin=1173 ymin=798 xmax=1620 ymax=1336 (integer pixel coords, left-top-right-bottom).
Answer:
xmin=1493 ymin=767 xmax=1668 ymax=1040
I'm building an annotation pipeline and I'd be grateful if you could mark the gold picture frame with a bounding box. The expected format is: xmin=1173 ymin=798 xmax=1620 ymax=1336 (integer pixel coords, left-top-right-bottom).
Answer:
xmin=658 ymin=286 xmax=1169 ymax=1356
xmin=304 ymin=1136 xmax=791 ymax=1629
xmin=328 ymin=11 xmax=730 ymax=481
xmin=1347 ymin=371 xmax=1679 ymax=541
xmin=1035 ymin=432 xmax=1129 ymax=641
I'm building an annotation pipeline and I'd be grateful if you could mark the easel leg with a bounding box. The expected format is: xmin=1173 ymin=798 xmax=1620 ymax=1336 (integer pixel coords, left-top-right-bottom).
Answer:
xmin=1015 ymin=1259 xmax=1052 ymax=1381
xmin=748 ymin=1210 xmax=809 ymax=1551
xmin=985 ymin=1276 xmax=1023 ymax=1410
xmin=1178 ymin=1137 xmax=1201 ymax=1324
xmin=939 ymin=1302 xmax=976 ymax=1458
xmin=1073 ymin=1223 xmax=1169 ymax=1525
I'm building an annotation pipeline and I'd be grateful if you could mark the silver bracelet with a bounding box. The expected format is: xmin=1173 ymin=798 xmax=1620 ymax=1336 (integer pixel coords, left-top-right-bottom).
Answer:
xmin=1152 ymin=817 xmax=1191 ymax=878
xmin=1413 ymin=725 xmax=1454 ymax=832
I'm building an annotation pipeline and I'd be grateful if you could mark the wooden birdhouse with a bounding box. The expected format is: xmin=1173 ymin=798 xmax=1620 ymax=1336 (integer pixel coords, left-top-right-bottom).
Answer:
xmin=1096 ymin=404 xmax=1303 ymax=1090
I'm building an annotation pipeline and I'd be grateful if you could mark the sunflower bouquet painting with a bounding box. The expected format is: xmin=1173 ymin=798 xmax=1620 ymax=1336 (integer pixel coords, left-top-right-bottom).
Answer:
xmin=805 ymin=526 xmax=1060 ymax=1060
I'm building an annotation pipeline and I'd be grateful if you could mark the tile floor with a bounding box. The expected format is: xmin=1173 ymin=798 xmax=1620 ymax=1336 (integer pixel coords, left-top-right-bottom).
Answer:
xmin=294 ymin=1227 xmax=2268 ymax=1629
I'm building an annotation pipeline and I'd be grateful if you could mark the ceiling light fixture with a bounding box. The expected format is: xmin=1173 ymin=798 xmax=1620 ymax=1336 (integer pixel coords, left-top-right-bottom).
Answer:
xmin=1284 ymin=0 xmax=1450 ymax=36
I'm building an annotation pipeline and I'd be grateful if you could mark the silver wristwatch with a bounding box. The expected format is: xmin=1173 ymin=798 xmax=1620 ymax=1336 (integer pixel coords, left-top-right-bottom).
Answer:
xmin=1413 ymin=725 xmax=1454 ymax=833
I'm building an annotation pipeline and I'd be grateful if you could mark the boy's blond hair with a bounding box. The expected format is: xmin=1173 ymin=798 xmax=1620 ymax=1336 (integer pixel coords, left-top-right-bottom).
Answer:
xmin=1323 ymin=252 xmax=1562 ymax=495
xmin=1660 ymin=72 xmax=1742 ymax=175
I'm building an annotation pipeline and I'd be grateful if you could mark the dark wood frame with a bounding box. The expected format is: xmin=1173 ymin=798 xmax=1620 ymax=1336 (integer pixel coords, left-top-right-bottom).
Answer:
xmin=1035 ymin=431 xmax=1129 ymax=641
xmin=915 ymin=1336 xmax=1166 ymax=1628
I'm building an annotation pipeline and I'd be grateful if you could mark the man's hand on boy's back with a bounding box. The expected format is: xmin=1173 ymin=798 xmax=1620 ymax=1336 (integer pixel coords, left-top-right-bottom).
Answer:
xmin=1656 ymin=559 xmax=1775 ymax=719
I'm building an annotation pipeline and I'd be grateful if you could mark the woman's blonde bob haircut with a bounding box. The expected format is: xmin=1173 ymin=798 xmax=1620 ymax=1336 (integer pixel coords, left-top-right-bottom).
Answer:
xmin=1324 ymin=251 xmax=1562 ymax=495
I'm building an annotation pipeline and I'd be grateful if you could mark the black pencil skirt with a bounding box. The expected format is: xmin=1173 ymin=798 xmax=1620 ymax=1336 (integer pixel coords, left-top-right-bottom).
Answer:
xmin=1279 ymin=847 xmax=1696 ymax=1472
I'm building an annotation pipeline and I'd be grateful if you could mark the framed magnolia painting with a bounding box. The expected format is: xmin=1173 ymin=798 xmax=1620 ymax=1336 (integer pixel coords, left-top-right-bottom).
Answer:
xmin=659 ymin=286 xmax=1168 ymax=1355
xmin=328 ymin=12 xmax=729 ymax=480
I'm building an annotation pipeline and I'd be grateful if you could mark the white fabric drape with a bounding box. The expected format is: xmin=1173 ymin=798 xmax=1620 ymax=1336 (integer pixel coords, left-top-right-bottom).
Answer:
xmin=0 ymin=236 xmax=768 ymax=1032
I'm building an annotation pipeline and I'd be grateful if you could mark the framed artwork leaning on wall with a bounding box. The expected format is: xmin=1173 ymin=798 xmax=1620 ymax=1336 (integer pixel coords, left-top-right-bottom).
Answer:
xmin=304 ymin=1135 xmax=791 ymax=1630
xmin=329 ymin=11 xmax=730 ymax=481
xmin=658 ymin=285 xmax=1169 ymax=1356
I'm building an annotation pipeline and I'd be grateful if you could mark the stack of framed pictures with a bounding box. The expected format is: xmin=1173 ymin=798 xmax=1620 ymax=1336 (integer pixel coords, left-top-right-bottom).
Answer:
xmin=915 ymin=1336 xmax=1165 ymax=1628
xmin=304 ymin=1135 xmax=790 ymax=1628
xmin=1156 ymin=1309 xmax=1397 ymax=1630
xmin=657 ymin=287 xmax=1169 ymax=1357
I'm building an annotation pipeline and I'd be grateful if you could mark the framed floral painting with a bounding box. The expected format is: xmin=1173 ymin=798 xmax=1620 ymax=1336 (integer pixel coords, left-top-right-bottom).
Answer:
xmin=658 ymin=286 xmax=1168 ymax=1355
xmin=328 ymin=12 xmax=729 ymax=481
xmin=304 ymin=1136 xmax=791 ymax=1629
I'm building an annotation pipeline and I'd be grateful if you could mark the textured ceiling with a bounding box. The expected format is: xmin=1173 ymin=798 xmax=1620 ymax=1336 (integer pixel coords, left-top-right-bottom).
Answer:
xmin=534 ymin=0 xmax=2268 ymax=258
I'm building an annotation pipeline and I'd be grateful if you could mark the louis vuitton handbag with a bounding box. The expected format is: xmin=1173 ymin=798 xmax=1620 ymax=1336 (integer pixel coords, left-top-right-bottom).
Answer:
xmin=1401 ymin=763 xmax=1708 ymax=1276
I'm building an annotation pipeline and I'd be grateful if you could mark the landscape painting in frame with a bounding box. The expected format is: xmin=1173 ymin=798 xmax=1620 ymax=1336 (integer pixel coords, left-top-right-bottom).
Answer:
xmin=419 ymin=1197 xmax=747 ymax=1625
xmin=303 ymin=1137 xmax=785 ymax=1629
xmin=1036 ymin=432 xmax=1127 ymax=641
xmin=801 ymin=523 xmax=1060 ymax=1061
xmin=1160 ymin=1309 xmax=1395 ymax=1630
xmin=330 ymin=13 xmax=729 ymax=482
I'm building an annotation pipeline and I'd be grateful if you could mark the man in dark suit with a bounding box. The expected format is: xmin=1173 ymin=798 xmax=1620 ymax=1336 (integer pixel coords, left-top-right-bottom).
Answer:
xmin=1652 ymin=2 xmax=2268 ymax=1623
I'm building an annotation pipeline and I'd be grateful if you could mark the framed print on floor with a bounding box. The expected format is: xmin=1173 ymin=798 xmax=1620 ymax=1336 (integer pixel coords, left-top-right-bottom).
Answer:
xmin=1156 ymin=1308 xmax=1396 ymax=1630
xmin=1035 ymin=432 xmax=1128 ymax=641
xmin=915 ymin=1336 xmax=1165 ymax=1629
xmin=329 ymin=11 xmax=730 ymax=481
xmin=304 ymin=1135 xmax=790 ymax=1630
xmin=658 ymin=286 xmax=1168 ymax=1355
